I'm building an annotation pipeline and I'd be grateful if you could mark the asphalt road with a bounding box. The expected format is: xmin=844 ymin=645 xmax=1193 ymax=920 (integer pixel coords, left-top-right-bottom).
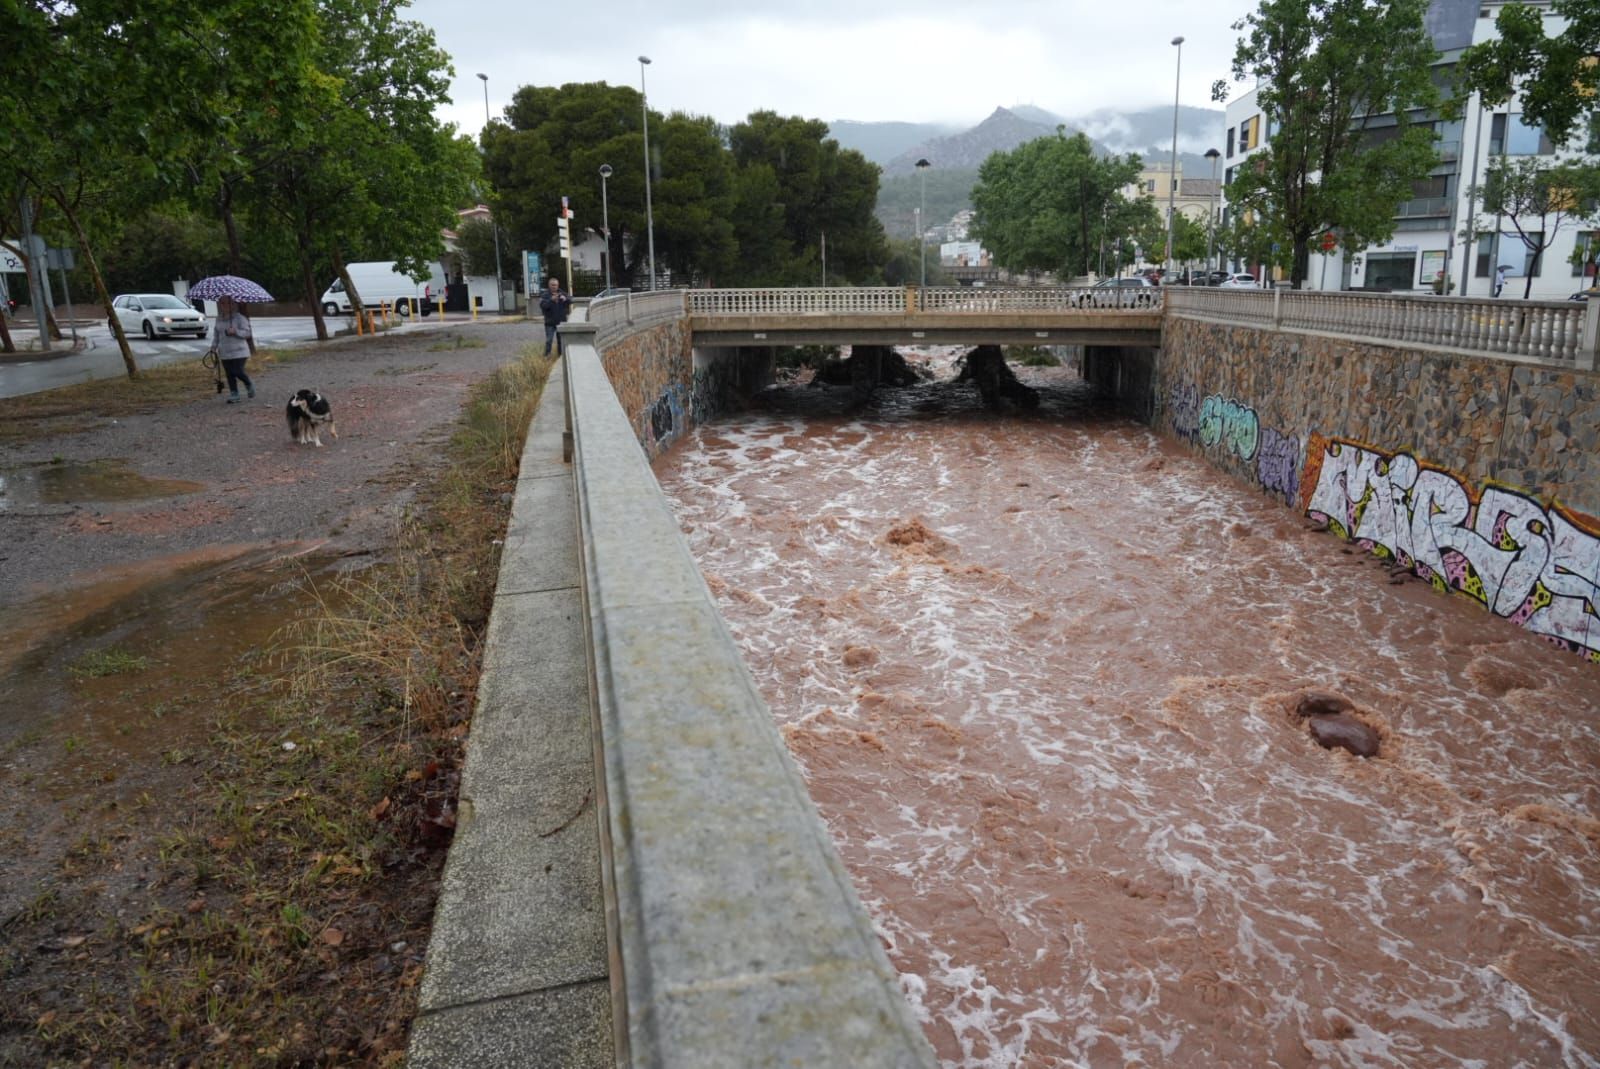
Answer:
xmin=0 ymin=313 xmax=469 ymax=399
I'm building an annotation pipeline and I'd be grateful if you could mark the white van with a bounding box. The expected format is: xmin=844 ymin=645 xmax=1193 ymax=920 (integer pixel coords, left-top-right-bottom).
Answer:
xmin=319 ymin=261 xmax=448 ymax=318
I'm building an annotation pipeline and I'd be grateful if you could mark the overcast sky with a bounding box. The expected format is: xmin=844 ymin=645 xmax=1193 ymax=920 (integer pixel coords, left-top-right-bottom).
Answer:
xmin=407 ymin=0 xmax=1255 ymax=137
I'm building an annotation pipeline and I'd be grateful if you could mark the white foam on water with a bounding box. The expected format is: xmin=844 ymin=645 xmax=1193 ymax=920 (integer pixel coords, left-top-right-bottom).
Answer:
xmin=654 ymin=382 xmax=1600 ymax=1068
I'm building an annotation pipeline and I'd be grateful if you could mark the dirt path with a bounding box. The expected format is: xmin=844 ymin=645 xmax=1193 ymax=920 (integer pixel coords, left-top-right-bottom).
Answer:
xmin=1 ymin=325 xmax=532 ymax=614
xmin=0 ymin=322 xmax=543 ymax=1065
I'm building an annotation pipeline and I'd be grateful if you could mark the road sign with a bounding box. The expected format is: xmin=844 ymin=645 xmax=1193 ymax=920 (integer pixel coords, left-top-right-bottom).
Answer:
xmin=524 ymin=250 xmax=543 ymax=296
xmin=1320 ymin=231 xmax=1338 ymax=253
xmin=557 ymin=215 xmax=571 ymax=257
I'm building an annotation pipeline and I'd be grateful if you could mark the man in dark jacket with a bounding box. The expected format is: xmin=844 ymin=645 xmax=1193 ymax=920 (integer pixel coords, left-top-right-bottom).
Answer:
xmin=539 ymin=277 xmax=571 ymax=355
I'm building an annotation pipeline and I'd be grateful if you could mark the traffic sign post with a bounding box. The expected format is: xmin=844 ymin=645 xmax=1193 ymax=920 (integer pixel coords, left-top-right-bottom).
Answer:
xmin=558 ymin=196 xmax=574 ymax=294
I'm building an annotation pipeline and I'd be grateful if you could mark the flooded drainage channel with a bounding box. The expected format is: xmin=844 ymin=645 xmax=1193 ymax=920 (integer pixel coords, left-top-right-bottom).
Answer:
xmin=653 ymin=365 xmax=1600 ymax=1068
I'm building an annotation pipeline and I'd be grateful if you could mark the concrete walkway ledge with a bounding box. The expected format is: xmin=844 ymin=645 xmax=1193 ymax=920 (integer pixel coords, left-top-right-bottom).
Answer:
xmin=409 ymin=355 xmax=614 ymax=1068
xmin=563 ymin=321 xmax=935 ymax=1068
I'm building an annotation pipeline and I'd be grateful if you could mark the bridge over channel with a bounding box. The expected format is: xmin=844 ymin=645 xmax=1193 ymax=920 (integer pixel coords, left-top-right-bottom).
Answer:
xmin=410 ymin=285 xmax=1599 ymax=1069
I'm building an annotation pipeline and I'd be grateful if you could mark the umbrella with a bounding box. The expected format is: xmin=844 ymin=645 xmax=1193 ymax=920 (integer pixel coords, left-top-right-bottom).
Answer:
xmin=187 ymin=274 xmax=274 ymax=303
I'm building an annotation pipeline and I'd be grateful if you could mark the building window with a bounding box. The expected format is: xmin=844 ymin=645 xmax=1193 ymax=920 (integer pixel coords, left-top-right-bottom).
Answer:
xmin=1475 ymin=235 xmax=1493 ymax=278
xmin=1575 ymin=231 xmax=1599 ymax=277
xmin=1490 ymin=113 xmax=1554 ymax=155
xmin=1225 ymin=165 xmax=1236 ymax=187
xmin=1227 ymin=127 xmax=1235 ymax=157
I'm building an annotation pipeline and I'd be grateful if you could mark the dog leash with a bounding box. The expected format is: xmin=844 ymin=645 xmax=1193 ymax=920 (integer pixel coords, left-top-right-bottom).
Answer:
xmin=202 ymin=347 xmax=224 ymax=393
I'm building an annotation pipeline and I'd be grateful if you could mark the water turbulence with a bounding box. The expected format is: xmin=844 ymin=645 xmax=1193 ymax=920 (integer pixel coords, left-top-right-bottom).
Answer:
xmin=653 ymin=352 xmax=1600 ymax=1068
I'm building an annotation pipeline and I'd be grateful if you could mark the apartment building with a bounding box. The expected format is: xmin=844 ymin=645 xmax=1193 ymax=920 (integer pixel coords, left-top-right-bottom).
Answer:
xmin=1220 ymin=0 xmax=1598 ymax=298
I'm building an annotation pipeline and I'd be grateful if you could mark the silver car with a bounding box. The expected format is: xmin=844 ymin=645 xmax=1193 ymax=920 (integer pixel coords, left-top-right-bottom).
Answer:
xmin=111 ymin=293 xmax=208 ymax=340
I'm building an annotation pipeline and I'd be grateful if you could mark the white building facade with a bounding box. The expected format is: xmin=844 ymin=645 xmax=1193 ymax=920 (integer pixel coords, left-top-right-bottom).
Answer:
xmin=1221 ymin=0 xmax=1599 ymax=298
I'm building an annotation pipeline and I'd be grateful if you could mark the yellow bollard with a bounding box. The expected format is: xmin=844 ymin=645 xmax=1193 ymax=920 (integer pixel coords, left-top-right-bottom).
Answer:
xmin=436 ymin=295 xmax=445 ymax=320
xmin=355 ymin=310 xmax=364 ymax=336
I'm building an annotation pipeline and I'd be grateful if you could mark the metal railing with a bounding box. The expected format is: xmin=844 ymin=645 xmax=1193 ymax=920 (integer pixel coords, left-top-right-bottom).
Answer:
xmin=588 ymin=289 xmax=689 ymax=346
xmin=1166 ymin=286 xmax=1600 ymax=368
xmin=686 ymin=286 xmax=1164 ymax=315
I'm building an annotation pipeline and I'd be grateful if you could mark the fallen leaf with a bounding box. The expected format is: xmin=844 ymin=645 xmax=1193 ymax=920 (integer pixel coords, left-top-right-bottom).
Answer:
xmin=320 ymin=928 xmax=344 ymax=947
xmin=369 ymin=797 xmax=391 ymax=821
xmin=186 ymin=897 xmax=206 ymax=914
xmin=36 ymin=1011 xmax=57 ymax=1029
xmin=59 ymin=935 xmax=88 ymax=948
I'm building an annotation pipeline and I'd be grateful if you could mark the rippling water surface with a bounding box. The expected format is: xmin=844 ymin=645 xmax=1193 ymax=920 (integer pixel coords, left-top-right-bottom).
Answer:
xmin=652 ymin=356 xmax=1600 ymax=1069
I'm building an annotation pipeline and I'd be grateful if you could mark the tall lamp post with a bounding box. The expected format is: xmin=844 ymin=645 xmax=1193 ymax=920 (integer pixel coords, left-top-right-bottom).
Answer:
xmin=915 ymin=157 xmax=931 ymax=288
xmin=638 ymin=56 xmax=657 ymax=291
xmin=476 ymin=73 xmax=504 ymax=312
xmin=1204 ymin=147 xmax=1220 ymax=275
xmin=1165 ymin=35 xmax=1184 ymax=281
xmin=599 ymin=164 xmax=613 ymax=292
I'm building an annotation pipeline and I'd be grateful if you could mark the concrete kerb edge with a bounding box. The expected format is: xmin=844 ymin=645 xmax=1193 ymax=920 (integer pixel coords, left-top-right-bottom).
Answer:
xmin=410 ymin=338 xmax=614 ymax=1060
xmin=563 ymin=328 xmax=935 ymax=1067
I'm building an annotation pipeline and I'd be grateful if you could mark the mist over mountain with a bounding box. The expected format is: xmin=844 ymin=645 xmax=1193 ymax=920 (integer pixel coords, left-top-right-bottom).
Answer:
xmin=831 ymin=103 xmax=1226 ymax=179
xmin=828 ymin=119 xmax=958 ymax=168
xmin=849 ymin=103 xmax=1229 ymax=237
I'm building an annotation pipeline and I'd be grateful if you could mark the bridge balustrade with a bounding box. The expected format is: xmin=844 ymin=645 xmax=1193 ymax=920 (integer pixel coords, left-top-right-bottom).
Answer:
xmin=1167 ymin=286 xmax=1599 ymax=368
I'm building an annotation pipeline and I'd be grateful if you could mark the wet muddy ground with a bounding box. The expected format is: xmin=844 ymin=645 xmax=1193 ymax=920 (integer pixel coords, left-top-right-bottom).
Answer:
xmin=0 ymin=324 xmax=533 ymax=1061
xmin=655 ymin=354 xmax=1600 ymax=1069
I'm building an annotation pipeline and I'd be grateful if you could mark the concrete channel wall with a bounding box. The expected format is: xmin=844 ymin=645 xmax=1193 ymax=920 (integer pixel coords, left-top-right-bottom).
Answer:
xmin=1155 ymin=314 xmax=1600 ymax=663
xmin=564 ymin=320 xmax=935 ymax=1066
xmin=413 ymin=312 xmax=934 ymax=1066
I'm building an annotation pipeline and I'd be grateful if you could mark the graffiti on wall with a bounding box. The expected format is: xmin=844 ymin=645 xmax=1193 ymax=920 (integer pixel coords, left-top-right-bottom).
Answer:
xmin=1169 ymin=382 xmax=1200 ymax=443
xmin=1256 ymin=428 xmax=1301 ymax=504
xmin=1304 ymin=437 xmax=1600 ymax=659
xmin=1199 ymin=394 xmax=1260 ymax=460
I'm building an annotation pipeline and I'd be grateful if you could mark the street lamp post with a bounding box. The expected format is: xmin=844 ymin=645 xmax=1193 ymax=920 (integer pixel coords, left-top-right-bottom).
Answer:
xmin=1165 ymin=35 xmax=1184 ymax=281
xmin=1204 ymin=147 xmax=1220 ymax=275
xmin=599 ymin=164 xmax=613 ymax=292
xmin=476 ymin=73 xmax=504 ymax=312
xmin=915 ymin=157 xmax=931 ymax=288
xmin=639 ymin=56 xmax=657 ymax=291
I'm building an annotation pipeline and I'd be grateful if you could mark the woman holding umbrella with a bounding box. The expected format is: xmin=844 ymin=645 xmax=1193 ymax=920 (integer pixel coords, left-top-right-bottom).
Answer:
xmin=188 ymin=274 xmax=273 ymax=403
xmin=215 ymin=295 xmax=255 ymax=402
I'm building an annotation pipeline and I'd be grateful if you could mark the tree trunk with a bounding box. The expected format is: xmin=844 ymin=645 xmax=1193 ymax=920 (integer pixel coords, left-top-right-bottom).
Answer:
xmin=1291 ymin=238 xmax=1311 ymax=289
xmin=297 ymin=232 xmax=328 ymax=343
xmin=52 ymin=188 xmax=138 ymax=378
xmin=334 ymin=250 xmax=370 ymax=333
xmin=0 ymin=306 xmax=13 ymax=353
xmin=218 ymin=180 xmax=257 ymax=355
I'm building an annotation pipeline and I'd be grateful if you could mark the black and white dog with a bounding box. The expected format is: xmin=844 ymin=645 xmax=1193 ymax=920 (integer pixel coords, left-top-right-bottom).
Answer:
xmin=286 ymin=389 xmax=337 ymax=447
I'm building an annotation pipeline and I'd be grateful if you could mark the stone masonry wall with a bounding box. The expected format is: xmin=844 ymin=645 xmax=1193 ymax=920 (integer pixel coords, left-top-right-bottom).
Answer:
xmin=1159 ymin=317 xmax=1600 ymax=662
xmin=598 ymin=323 xmax=770 ymax=458
xmin=598 ymin=320 xmax=693 ymax=459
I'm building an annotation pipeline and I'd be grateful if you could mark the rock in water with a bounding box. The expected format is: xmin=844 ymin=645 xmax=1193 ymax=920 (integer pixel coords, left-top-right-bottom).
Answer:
xmin=1308 ymin=714 xmax=1380 ymax=758
xmin=1294 ymin=691 xmax=1355 ymax=718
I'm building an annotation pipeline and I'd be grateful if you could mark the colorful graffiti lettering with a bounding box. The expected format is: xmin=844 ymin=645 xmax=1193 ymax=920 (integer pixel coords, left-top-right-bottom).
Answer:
xmin=1168 ymin=382 xmax=1200 ymax=443
xmin=1305 ymin=438 xmax=1600 ymax=659
xmin=1256 ymin=428 xmax=1301 ymax=503
xmin=1199 ymin=394 xmax=1260 ymax=461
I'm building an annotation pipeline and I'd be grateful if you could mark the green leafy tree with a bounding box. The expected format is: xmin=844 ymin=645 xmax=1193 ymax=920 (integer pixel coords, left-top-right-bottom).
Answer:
xmin=254 ymin=0 xmax=475 ymax=334
xmin=729 ymin=111 xmax=887 ymax=284
xmin=1212 ymin=0 xmax=1441 ymax=286
xmin=1475 ymin=156 xmax=1600 ymax=298
xmin=1459 ymin=1 xmax=1600 ymax=147
xmin=970 ymin=131 xmax=1146 ymax=278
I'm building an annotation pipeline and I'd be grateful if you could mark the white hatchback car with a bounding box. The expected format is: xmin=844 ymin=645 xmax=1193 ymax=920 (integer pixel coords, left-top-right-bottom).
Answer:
xmin=111 ymin=293 xmax=208 ymax=340
xmin=1217 ymin=274 xmax=1260 ymax=289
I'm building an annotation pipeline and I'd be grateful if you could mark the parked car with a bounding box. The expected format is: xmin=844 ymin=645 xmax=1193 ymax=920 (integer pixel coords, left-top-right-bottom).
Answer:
xmin=1569 ymin=285 xmax=1599 ymax=302
xmin=1078 ymin=276 xmax=1158 ymax=308
xmin=590 ymin=287 xmax=631 ymax=300
xmin=111 ymin=293 xmax=207 ymax=340
xmin=1217 ymin=274 xmax=1260 ymax=289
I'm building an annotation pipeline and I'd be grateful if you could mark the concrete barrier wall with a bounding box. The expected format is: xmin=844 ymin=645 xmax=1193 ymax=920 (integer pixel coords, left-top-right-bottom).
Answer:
xmin=1159 ymin=315 xmax=1600 ymax=663
xmin=564 ymin=321 xmax=935 ymax=1067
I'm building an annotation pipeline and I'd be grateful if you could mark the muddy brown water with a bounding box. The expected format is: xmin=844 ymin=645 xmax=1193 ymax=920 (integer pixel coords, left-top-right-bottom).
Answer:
xmin=653 ymin=358 xmax=1600 ymax=1069
xmin=0 ymin=458 xmax=205 ymax=510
